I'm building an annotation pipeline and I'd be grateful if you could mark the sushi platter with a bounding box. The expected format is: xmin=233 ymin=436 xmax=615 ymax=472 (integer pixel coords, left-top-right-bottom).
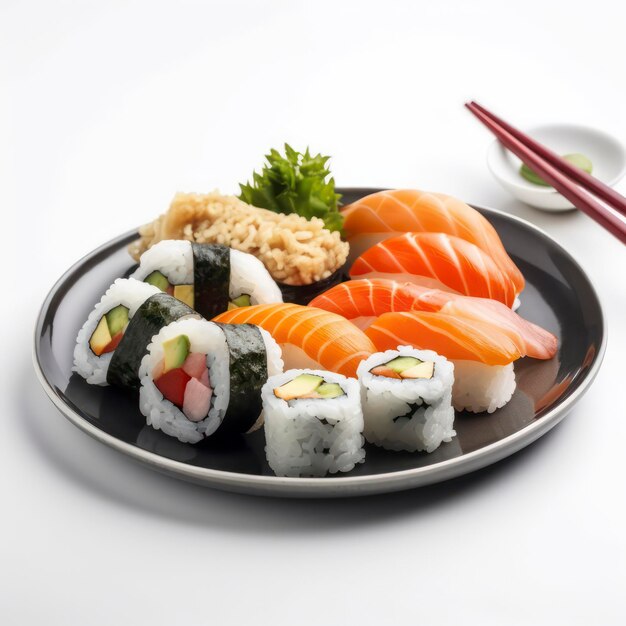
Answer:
xmin=33 ymin=179 xmax=605 ymax=497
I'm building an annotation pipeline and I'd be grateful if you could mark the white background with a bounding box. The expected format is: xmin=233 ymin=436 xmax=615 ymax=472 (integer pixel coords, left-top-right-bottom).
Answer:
xmin=2 ymin=1 xmax=625 ymax=624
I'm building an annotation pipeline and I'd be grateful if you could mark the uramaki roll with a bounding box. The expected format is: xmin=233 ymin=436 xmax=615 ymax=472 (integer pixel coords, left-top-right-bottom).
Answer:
xmin=357 ymin=347 xmax=455 ymax=453
xmin=262 ymin=369 xmax=365 ymax=477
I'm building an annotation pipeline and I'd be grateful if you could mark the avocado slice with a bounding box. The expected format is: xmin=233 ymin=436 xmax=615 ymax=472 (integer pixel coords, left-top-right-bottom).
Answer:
xmin=316 ymin=382 xmax=345 ymax=399
xmin=105 ymin=305 xmax=129 ymax=336
xmin=384 ymin=356 xmax=422 ymax=373
xmin=145 ymin=270 xmax=170 ymax=292
xmin=274 ymin=373 xmax=323 ymax=401
xmin=371 ymin=357 xmax=435 ymax=380
xmin=400 ymin=361 xmax=434 ymax=380
xmin=89 ymin=315 xmax=112 ymax=356
xmin=162 ymin=334 xmax=190 ymax=373
xmin=229 ymin=294 xmax=252 ymax=309
xmin=173 ymin=284 xmax=194 ymax=308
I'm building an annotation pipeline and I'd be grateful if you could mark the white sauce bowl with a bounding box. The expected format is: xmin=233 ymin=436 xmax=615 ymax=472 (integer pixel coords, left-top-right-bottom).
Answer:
xmin=487 ymin=123 xmax=626 ymax=211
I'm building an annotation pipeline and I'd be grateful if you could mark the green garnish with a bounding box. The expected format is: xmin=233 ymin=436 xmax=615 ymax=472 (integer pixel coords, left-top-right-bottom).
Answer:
xmin=238 ymin=144 xmax=343 ymax=232
xmin=520 ymin=153 xmax=592 ymax=186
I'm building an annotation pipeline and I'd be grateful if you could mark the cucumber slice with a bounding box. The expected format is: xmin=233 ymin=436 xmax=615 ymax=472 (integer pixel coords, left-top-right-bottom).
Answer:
xmin=384 ymin=356 xmax=422 ymax=373
xmin=316 ymin=382 xmax=345 ymax=398
xmin=105 ymin=305 xmax=129 ymax=336
xmin=230 ymin=294 xmax=252 ymax=308
xmin=145 ymin=271 xmax=170 ymax=292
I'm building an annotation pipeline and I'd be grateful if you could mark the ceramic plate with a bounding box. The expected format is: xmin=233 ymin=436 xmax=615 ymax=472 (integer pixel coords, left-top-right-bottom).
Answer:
xmin=33 ymin=188 xmax=606 ymax=497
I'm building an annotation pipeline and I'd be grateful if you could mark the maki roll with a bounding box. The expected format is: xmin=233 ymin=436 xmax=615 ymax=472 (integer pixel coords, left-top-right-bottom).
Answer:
xmin=357 ymin=347 xmax=455 ymax=453
xmin=73 ymin=278 xmax=161 ymax=385
xmin=130 ymin=240 xmax=282 ymax=318
xmin=106 ymin=292 xmax=198 ymax=390
xmin=139 ymin=318 xmax=283 ymax=443
xmin=261 ymin=369 xmax=365 ymax=477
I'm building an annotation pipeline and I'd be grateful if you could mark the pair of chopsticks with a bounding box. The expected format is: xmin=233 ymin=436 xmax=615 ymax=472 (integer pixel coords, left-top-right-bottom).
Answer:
xmin=465 ymin=101 xmax=626 ymax=244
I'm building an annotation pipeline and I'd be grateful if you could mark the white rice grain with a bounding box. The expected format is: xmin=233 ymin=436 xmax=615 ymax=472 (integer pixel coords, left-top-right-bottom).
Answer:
xmin=452 ymin=360 xmax=516 ymax=414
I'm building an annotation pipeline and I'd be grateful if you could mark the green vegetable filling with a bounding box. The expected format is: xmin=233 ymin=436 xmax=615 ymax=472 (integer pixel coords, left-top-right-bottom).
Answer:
xmin=228 ymin=294 xmax=252 ymax=310
xmin=274 ymin=373 xmax=345 ymax=401
xmin=316 ymin=383 xmax=344 ymax=399
xmin=106 ymin=305 xmax=129 ymax=336
xmin=89 ymin=305 xmax=130 ymax=356
xmin=238 ymin=144 xmax=343 ymax=233
xmin=145 ymin=270 xmax=171 ymax=292
xmin=162 ymin=334 xmax=190 ymax=373
xmin=370 ymin=356 xmax=435 ymax=380
xmin=386 ymin=356 xmax=421 ymax=372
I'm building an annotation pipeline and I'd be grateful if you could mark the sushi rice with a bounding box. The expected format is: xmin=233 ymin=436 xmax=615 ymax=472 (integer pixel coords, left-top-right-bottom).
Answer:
xmin=357 ymin=347 xmax=455 ymax=453
xmin=73 ymin=278 xmax=161 ymax=385
xmin=131 ymin=239 xmax=282 ymax=306
xmin=452 ymin=360 xmax=515 ymax=414
xmin=262 ymin=369 xmax=365 ymax=477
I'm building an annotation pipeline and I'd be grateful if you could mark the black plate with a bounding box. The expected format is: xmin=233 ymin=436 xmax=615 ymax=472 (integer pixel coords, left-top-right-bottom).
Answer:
xmin=33 ymin=188 xmax=606 ymax=497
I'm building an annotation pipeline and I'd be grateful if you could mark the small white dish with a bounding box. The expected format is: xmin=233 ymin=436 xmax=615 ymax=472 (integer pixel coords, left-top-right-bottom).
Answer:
xmin=487 ymin=123 xmax=626 ymax=211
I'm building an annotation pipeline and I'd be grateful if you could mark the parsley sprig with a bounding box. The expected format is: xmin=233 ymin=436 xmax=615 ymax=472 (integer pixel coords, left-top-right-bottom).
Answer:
xmin=239 ymin=144 xmax=343 ymax=232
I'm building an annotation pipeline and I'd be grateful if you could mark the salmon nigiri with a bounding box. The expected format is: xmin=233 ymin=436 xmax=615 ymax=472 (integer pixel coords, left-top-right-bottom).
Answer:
xmin=309 ymin=279 xmax=557 ymax=360
xmin=212 ymin=303 xmax=375 ymax=377
xmin=349 ymin=232 xmax=518 ymax=308
xmin=365 ymin=310 xmax=523 ymax=413
xmin=341 ymin=189 xmax=525 ymax=296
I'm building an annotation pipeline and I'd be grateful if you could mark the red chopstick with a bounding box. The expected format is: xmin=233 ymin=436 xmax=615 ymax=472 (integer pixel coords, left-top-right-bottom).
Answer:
xmin=465 ymin=102 xmax=626 ymax=245
xmin=470 ymin=101 xmax=626 ymax=217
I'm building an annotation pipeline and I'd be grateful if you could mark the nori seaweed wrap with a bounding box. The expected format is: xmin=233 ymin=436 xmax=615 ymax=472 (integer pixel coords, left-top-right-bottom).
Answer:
xmin=214 ymin=323 xmax=269 ymax=435
xmin=137 ymin=318 xmax=284 ymax=443
xmin=107 ymin=292 xmax=198 ymax=389
xmin=130 ymin=240 xmax=282 ymax=318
